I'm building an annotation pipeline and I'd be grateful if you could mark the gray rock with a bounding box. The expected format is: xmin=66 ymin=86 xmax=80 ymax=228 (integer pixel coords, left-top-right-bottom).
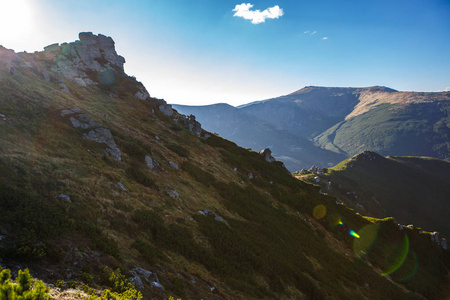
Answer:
xmin=130 ymin=276 xmax=144 ymax=291
xmin=260 ymin=148 xmax=276 ymax=162
xmin=62 ymin=108 xmax=122 ymax=161
xmin=158 ymin=99 xmax=173 ymax=116
xmin=169 ymin=161 xmax=178 ymax=170
xmin=131 ymin=267 xmax=152 ymax=281
xmin=60 ymin=107 xmax=82 ymax=117
xmin=53 ymin=32 xmax=125 ymax=86
xmin=145 ymin=155 xmax=160 ymax=170
xmin=44 ymin=43 xmax=60 ymax=51
xmin=150 ymin=282 xmax=164 ymax=291
xmin=248 ymin=173 xmax=253 ymax=179
xmin=56 ymin=194 xmax=71 ymax=202
xmin=83 ymin=127 xmax=121 ymax=161
xmin=59 ymin=82 xmax=70 ymax=93
xmin=117 ymin=182 xmax=127 ymax=191
xmin=134 ymin=84 xmax=150 ymax=100
xmin=168 ymin=190 xmax=179 ymax=198
xmin=184 ymin=114 xmax=202 ymax=137
xmin=69 ymin=114 xmax=102 ymax=129
xmin=198 ymin=209 xmax=223 ymax=222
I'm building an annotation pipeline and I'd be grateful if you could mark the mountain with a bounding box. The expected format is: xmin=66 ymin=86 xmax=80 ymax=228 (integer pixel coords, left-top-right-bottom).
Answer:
xmin=297 ymin=151 xmax=450 ymax=240
xmin=0 ymin=33 xmax=449 ymax=300
xmin=173 ymin=103 xmax=345 ymax=172
xmin=174 ymin=86 xmax=450 ymax=170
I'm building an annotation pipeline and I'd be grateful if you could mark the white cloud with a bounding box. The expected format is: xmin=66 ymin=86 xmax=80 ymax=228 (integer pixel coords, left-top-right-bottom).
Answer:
xmin=233 ymin=3 xmax=284 ymax=24
xmin=444 ymin=87 xmax=450 ymax=92
xmin=303 ymin=30 xmax=318 ymax=35
xmin=322 ymin=37 xmax=328 ymax=40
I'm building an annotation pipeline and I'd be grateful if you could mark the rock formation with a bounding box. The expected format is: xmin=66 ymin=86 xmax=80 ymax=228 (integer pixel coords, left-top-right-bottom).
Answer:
xmin=260 ymin=148 xmax=276 ymax=162
xmin=61 ymin=108 xmax=121 ymax=161
xmin=184 ymin=114 xmax=202 ymax=137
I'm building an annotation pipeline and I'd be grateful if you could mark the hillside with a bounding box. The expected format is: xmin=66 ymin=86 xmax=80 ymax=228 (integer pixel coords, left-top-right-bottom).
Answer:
xmin=173 ymin=103 xmax=345 ymax=172
xmin=174 ymin=86 xmax=450 ymax=170
xmin=0 ymin=33 xmax=449 ymax=300
xmin=297 ymin=151 xmax=450 ymax=240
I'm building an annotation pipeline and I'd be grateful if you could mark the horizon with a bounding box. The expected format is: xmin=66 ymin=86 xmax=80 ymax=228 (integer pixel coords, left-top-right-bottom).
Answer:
xmin=1 ymin=0 xmax=449 ymax=106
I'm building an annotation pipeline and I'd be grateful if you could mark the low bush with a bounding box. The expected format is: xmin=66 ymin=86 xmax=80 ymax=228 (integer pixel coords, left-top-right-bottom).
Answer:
xmin=167 ymin=143 xmax=190 ymax=157
xmin=0 ymin=267 xmax=50 ymax=300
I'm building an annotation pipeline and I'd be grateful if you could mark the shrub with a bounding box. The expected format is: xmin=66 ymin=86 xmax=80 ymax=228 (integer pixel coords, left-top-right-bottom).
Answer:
xmin=181 ymin=161 xmax=216 ymax=187
xmin=167 ymin=143 xmax=190 ymax=157
xmin=126 ymin=165 xmax=157 ymax=189
xmin=0 ymin=268 xmax=50 ymax=300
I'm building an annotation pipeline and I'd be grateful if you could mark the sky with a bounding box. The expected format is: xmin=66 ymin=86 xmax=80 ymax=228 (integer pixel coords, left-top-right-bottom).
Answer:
xmin=1 ymin=0 xmax=449 ymax=106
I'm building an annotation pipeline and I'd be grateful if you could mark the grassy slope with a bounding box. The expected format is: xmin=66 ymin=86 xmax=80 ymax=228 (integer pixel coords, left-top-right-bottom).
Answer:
xmin=0 ymin=48 xmax=449 ymax=300
xmin=315 ymin=102 xmax=450 ymax=159
xmin=299 ymin=151 xmax=450 ymax=239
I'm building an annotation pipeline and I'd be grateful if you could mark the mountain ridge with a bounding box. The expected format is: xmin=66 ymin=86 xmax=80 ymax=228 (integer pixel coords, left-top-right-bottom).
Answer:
xmin=175 ymin=85 xmax=450 ymax=170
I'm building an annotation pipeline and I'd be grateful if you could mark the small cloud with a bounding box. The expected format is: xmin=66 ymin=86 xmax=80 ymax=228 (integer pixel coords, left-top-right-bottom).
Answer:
xmin=304 ymin=30 xmax=317 ymax=35
xmin=444 ymin=87 xmax=450 ymax=92
xmin=233 ymin=3 xmax=284 ymax=24
xmin=322 ymin=37 xmax=328 ymax=40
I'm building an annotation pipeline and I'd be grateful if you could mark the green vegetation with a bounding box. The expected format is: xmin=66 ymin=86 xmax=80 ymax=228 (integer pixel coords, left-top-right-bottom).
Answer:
xmin=315 ymin=102 xmax=450 ymax=160
xmin=167 ymin=143 xmax=190 ymax=158
xmin=0 ymin=268 xmax=50 ymax=300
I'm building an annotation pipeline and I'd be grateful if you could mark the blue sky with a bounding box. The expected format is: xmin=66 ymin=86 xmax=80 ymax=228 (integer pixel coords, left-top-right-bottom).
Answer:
xmin=1 ymin=0 xmax=449 ymax=105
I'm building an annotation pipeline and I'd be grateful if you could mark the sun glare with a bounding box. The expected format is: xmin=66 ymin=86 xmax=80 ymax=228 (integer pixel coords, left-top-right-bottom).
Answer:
xmin=0 ymin=0 xmax=33 ymax=40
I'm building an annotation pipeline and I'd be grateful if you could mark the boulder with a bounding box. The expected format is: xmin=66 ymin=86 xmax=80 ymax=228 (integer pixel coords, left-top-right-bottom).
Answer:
xmin=130 ymin=267 xmax=152 ymax=281
xmin=260 ymin=148 xmax=276 ymax=162
xmin=151 ymin=282 xmax=164 ymax=291
xmin=62 ymin=108 xmax=122 ymax=161
xmin=145 ymin=155 xmax=160 ymax=170
xmin=198 ymin=209 xmax=223 ymax=222
xmin=117 ymin=182 xmax=127 ymax=191
xmin=130 ymin=276 xmax=144 ymax=291
xmin=169 ymin=161 xmax=178 ymax=170
xmin=134 ymin=83 xmax=150 ymax=100
xmin=184 ymin=114 xmax=202 ymax=137
xmin=55 ymin=194 xmax=71 ymax=203
xmin=83 ymin=127 xmax=122 ymax=161
xmin=168 ymin=190 xmax=179 ymax=198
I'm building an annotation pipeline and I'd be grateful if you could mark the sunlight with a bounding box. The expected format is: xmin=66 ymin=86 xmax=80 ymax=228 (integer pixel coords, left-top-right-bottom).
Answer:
xmin=0 ymin=0 xmax=33 ymax=40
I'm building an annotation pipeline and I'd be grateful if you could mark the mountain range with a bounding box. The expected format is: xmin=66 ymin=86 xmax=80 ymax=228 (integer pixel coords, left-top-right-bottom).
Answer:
xmin=173 ymin=86 xmax=450 ymax=171
xmin=0 ymin=33 xmax=449 ymax=300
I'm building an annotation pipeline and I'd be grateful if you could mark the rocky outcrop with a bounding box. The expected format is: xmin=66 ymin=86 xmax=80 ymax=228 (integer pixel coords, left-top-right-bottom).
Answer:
xmin=129 ymin=267 xmax=153 ymax=291
xmin=184 ymin=114 xmax=202 ymax=137
xmin=52 ymin=32 xmax=126 ymax=87
xmin=61 ymin=108 xmax=121 ymax=161
xmin=260 ymin=148 xmax=276 ymax=162
xmin=198 ymin=209 xmax=223 ymax=222
xmin=158 ymin=99 xmax=174 ymax=117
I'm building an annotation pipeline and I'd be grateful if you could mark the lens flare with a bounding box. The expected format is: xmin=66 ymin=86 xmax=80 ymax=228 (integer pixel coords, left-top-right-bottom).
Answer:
xmin=98 ymin=69 xmax=115 ymax=85
xmin=381 ymin=234 xmax=410 ymax=277
xmin=313 ymin=204 xmax=327 ymax=220
xmin=349 ymin=230 xmax=360 ymax=238
xmin=398 ymin=251 xmax=419 ymax=282
xmin=353 ymin=223 xmax=380 ymax=258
